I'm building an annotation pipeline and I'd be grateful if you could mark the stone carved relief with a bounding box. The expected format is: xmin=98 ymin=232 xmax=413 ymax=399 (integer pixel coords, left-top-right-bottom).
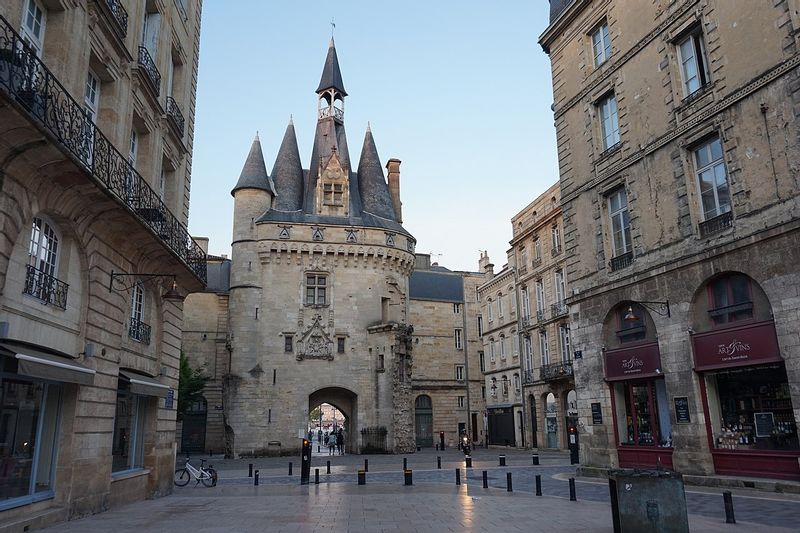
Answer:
xmin=296 ymin=313 xmax=334 ymax=361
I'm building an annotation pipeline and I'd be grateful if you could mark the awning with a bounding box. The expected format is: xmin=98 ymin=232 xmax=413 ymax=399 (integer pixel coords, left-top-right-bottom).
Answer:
xmin=119 ymin=369 xmax=170 ymax=398
xmin=0 ymin=341 xmax=95 ymax=386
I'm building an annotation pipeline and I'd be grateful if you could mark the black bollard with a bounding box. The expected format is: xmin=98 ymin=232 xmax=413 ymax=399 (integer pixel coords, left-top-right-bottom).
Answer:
xmin=326 ymin=460 xmax=331 ymax=474
xmin=465 ymin=455 xmax=472 ymax=468
xmin=289 ymin=462 xmax=293 ymax=476
xmin=404 ymin=469 xmax=413 ymax=486
xmin=318 ymin=445 xmax=320 ymax=453
xmin=403 ymin=457 xmax=407 ymax=470
xmin=315 ymin=468 xmax=319 ymax=484
xmin=499 ymin=455 xmax=506 ymax=466
xmin=357 ymin=469 xmax=366 ymax=485
xmin=364 ymin=459 xmax=368 ymax=472
xmin=254 ymin=470 xmax=259 ymax=486
xmin=506 ymin=472 xmax=513 ymax=492
xmin=455 ymin=468 xmax=461 ymax=485
xmin=532 ymin=454 xmax=540 ymax=465
xmin=482 ymin=470 xmax=488 ymax=488
xmin=535 ymin=474 xmax=542 ymax=496
xmin=248 ymin=463 xmax=253 ymax=478
xmin=569 ymin=477 xmax=577 ymax=501
xmin=723 ymin=491 xmax=736 ymax=524
xmin=437 ymin=456 xmax=441 ymax=469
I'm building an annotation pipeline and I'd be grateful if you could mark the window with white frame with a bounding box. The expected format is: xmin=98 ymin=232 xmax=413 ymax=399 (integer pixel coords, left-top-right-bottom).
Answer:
xmin=305 ymin=273 xmax=328 ymax=305
xmin=520 ymin=247 xmax=528 ymax=269
xmin=513 ymin=373 xmax=521 ymax=394
xmin=28 ymin=216 xmax=59 ymax=277
xmin=497 ymin=293 xmax=504 ymax=317
xmin=159 ymin=169 xmax=166 ymax=201
xmin=521 ymin=286 xmax=530 ymax=319
xmin=128 ymin=282 xmax=147 ymax=343
xmin=591 ymin=21 xmax=611 ymax=67
xmin=608 ymin=188 xmax=632 ymax=256
xmin=499 ymin=335 xmax=506 ymax=359
xmin=454 ymin=328 xmax=463 ymax=350
xmin=559 ymin=324 xmax=571 ymax=362
xmin=490 ymin=377 xmax=497 ymax=397
xmin=524 ymin=336 xmax=533 ymax=371
xmin=598 ymin=93 xmax=620 ymax=150
xmin=551 ymin=225 xmax=561 ymax=252
xmin=554 ymin=270 xmax=566 ymax=304
xmin=453 ymin=303 xmax=461 ymax=314
xmin=487 ymin=299 xmax=493 ymax=321
xmin=512 ymin=332 xmax=519 ymax=357
xmin=534 ymin=238 xmax=541 ymax=261
xmin=20 ymin=0 xmax=46 ymax=56
xmin=84 ymin=71 xmax=100 ymax=123
xmin=694 ymin=136 xmax=730 ymax=221
xmin=457 ymin=396 xmax=465 ymax=408
xmin=536 ymin=280 xmax=546 ymax=316
xmin=510 ymin=288 xmax=516 ymax=314
xmin=455 ymin=364 xmax=465 ymax=381
xmin=539 ymin=330 xmax=550 ymax=366
xmin=489 ymin=339 xmax=496 ymax=362
xmin=677 ymin=28 xmax=710 ymax=96
xmin=126 ymin=130 xmax=138 ymax=200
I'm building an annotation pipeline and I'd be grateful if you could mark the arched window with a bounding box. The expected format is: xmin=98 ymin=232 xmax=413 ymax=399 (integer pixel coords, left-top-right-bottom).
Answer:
xmin=25 ymin=215 xmax=67 ymax=308
xmin=708 ymin=273 xmax=753 ymax=325
xmin=128 ymin=282 xmax=150 ymax=345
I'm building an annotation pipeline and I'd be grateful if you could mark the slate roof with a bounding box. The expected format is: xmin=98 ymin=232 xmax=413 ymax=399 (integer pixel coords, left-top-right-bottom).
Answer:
xmin=316 ymin=37 xmax=347 ymax=96
xmin=409 ymin=270 xmax=464 ymax=303
xmin=549 ymin=0 xmax=574 ymax=23
xmin=357 ymin=126 xmax=396 ymax=220
xmin=270 ymin=118 xmax=304 ymax=211
xmin=231 ymin=133 xmax=275 ymax=196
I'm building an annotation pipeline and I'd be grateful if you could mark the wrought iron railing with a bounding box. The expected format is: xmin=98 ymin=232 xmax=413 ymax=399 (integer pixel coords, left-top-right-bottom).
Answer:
xmin=551 ymin=245 xmax=563 ymax=257
xmin=319 ymin=105 xmax=344 ymax=121
xmin=539 ymin=361 xmax=573 ymax=382
xmin=0 ymin=17 xmax=206 ymax=284
xmin=137 ymin=46 xmax=161 ymax=96
xmin=104 ymin=0 xmax=128 ymax=36
xmin=166 ymin=96 xmax=185 ymax=136
xmin=551 ymin=301 xmax=568 ymax=319
xmin=699 ymin=210 xmax=733 ymax=238
xmin=533 ymin=257 xmax=542 ymax=267
xmin=610 ymin=251 xmax=633 ymax=271
xmin=520 ymin=315 xmax=531 ymax=329
xmin=128 ymin=318 xmax=152 ymax=345
xmin=24 ymin=264 xmax=68 ymax=309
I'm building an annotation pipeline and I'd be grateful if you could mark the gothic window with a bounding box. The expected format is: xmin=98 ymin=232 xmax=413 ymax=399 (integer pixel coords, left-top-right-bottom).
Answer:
xmin=305 ymin=274 xmax=327 ymax=306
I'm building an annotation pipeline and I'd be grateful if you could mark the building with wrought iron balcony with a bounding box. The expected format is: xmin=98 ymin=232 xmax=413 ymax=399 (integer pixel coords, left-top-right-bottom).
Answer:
xmin=0 ymin=0 xmax=204 ymax=528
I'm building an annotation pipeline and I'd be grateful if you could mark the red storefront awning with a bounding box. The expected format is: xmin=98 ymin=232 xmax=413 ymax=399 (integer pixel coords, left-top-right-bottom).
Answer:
xmin=691 ymin=320 xmax=782 ymax=371
xmin=604 ymin=342 xmax=662 ymax=381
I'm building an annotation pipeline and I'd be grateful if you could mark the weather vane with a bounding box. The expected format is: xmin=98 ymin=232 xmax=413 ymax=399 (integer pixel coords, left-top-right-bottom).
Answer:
xmin=331 ymin=17 xmax=335 ymax=37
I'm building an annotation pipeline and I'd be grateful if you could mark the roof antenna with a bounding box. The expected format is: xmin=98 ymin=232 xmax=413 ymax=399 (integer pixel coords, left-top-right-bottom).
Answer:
xmin=330 ymin=17 xmax=336 ymax=38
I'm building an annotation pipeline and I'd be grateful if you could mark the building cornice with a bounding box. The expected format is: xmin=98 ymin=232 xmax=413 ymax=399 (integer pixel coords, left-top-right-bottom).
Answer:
xmin=538 ymin=0 xmax=592 ymax=54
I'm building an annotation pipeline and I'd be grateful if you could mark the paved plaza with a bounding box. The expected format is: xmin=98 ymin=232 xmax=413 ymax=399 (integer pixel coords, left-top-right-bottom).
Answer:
xmin=42 ymin=448 xmax=800 ymax=532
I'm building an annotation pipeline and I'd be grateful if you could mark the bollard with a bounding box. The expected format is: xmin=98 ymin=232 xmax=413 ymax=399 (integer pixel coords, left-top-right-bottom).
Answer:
xmin=357 ymin=469 xmax=366 ymax=485
xmin=723 ymin=491 xmax=736 ymax=524
xmin=416 ymin=446 xmax=421 ymax=452
xmin=569 ymin=477 xmax=577 ymax=501
xmin=318 ymin=445 xmax=320 ymax=453
xmin=482 ymin=470 xmax=488 ymax=489
xmin=532 ymin=454 xmax=540 ymax=465
xmin=465 ymin=455 xmax=472 ymax=468
xmin=499 ymin=455 xmax=506 ymax=466
xmin=326 ymin=460 xmax=331 ymax=474
xmin=364 ymin=459 xmax=369 ymax=472
xmin=254 ymin=470 xmax=259 ymax=486
xmin=455 ymin=468 xmax=461 ymax=485
xmin=437 ymin=456 xmax=442 ymax=469
xmin=289 ymin=462 xmax=293 ymax=476
xmin=404 ymin=469 xmax=413 ymax=486
xmin=506 ymin=472 xmax=513 ymax=492
xmin=248 ymin=463 xmax=253 ymax=478
xmin=403 ymin=457 xmax=407 ymax=470
xmin=535 ymin=474 xmax=542 ymax=496
xmin=315 ymin=468 xmax=319 ymax=484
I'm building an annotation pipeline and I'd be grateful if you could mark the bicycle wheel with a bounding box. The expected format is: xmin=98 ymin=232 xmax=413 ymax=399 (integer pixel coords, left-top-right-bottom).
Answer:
xmin=208 ymin=467 xmax=218 ymax=487
xmin=174 ymin=468 xmax=191 ymax=487
xmin=200 ymin=469 xmax=215 ymax=487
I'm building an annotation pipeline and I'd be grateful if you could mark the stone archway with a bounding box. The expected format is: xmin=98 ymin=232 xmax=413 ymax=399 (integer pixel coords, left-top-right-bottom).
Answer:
xmin=309 ymin=387 xmax=358 ymax=454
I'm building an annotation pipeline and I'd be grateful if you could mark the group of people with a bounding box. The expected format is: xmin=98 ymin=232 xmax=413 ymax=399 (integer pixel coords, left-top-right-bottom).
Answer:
xmin=314 ymin=427 xmax=345 ymax=455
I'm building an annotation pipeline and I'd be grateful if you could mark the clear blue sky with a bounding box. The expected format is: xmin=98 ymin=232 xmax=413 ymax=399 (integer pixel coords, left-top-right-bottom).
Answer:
xmin=189 ymin=1 xmax=558 ymax=272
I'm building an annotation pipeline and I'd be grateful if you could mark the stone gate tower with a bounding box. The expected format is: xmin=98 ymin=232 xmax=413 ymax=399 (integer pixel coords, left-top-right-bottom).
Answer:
xmin=226 ymin=39 xmax=416 ymax=456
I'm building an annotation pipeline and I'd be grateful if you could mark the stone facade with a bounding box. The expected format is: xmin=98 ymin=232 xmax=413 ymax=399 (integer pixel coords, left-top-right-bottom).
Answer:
xmin=509 ymin=183 xmax=576 ymax=451
xmin=540 ymin=0 xmax=800 ymax=480
xmin=0 ymin=0 xmax=204 ymax=529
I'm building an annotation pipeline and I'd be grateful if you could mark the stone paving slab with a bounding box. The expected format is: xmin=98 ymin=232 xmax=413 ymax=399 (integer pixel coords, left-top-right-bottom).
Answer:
xmin=43 ymin=483 xmax=796 ymax=533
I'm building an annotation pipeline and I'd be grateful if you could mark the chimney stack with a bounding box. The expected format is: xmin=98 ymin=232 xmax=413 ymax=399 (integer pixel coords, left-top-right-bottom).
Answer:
xmin=478 ymin=251 xmax=494 ymax=276
xmin=386 ymin=158 xmax=402 ymax=223
xmin=193 ymin=236 xmax=209 ymax=254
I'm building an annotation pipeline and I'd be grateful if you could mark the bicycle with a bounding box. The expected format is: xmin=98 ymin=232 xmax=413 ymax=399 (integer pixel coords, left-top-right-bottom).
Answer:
xmin=174 ymin=457 xmax=218 ymax=487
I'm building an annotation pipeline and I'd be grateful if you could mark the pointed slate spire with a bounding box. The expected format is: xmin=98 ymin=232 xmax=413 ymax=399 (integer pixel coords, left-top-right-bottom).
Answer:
xmin=231 ymin=133 xmax=274 ymax=196
xmin=271 ymin=117 xmax=305 ymax=211
xmin=357 ymin=126 xmax=395 ymax=220
xmin=316 ymin=37 xmax=347 ymax=96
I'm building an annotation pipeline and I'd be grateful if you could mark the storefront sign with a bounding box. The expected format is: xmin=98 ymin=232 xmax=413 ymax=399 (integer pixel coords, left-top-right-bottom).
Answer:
xmin=591 ymin=402 xmax=603 ymax=424
xmin=604 ymin=342 xmax=662 ymax=381
xmin=691 ymin=320 xmax=782 ymax=371
xmin=673 ymin=396 xmax=690 ymax=423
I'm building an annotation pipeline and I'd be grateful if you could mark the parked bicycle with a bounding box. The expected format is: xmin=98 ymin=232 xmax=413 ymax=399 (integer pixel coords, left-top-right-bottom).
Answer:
xmin=174 ymin=457 xmax=217 ymax=487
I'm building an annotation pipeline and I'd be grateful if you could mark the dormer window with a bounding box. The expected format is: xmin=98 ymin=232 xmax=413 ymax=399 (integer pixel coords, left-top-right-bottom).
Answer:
xmin=323 ymin=183 xmax=344 ymax=206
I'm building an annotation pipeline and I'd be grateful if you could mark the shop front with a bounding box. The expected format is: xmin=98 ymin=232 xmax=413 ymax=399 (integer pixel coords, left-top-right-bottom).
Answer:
xmin=605 ymin=342 xmax=674 ymax=469
xmin=487 ymin=406 xmax=516 ymax=446
xmin=693 ymin=320 xmax=799 ymax=480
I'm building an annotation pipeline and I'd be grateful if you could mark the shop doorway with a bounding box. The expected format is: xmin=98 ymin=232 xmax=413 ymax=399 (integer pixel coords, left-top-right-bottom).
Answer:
xmin=181 ymin=395 xmax=207 ymax=453
xmin=309 ymin=387 xmax=357 ymax=454
xmin=415 ymin=395 xmax=433 ymax=447
xmin=545 ymin=392 xmax=558 ymax=449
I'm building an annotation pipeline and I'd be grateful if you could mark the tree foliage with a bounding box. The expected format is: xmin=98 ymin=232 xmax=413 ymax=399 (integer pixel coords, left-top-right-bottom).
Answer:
xmin=309 ymin=406 xmax=322 ymax=424
xmin=177 ymin=352 xmax=209 ymax=421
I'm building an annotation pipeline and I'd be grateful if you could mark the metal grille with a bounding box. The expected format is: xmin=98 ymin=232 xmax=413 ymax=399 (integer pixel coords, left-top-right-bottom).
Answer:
xmin=699 ymin=211 xmax=733 ymax=238
xmin=550 ymin=301 xmax=568 ymax=319
xmin=610 ymin=251 xmax=634 ymax=271
xmin=128 ymin=318 xmax=152 ymax=345
xmin=137 ymin=46 xmax=161 ymax=96
xmin=166 ymin=96 xmax=185 ymax=136
xmin=539 ymin=361 xmax=574 ymax=382
xmin=23 ymin=264 xmax=68 ymax=309
xmin=105 ymin=0 xmax=128 ymax=36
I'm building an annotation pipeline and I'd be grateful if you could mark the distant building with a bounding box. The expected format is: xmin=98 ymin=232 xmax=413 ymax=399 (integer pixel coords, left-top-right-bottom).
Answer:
xmin=541 ymin=0 xmax=800 ymax=480
xmin=0 ymin=0 xmax=205 ymax=527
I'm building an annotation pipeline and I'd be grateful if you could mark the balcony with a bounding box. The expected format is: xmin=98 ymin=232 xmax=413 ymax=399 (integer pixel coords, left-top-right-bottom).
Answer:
xmin=128 ymin=318 xmax=152 ymax=345
xmin=522 ymin=370 xmax=536 ymax=385
xmin=137 ymin=46 xmax=161 ymax=97
xmin=520 ymin=315 xmax=532 ymax=329
xmin=551 ymin=245 xmax=563 ymax=257
xmin=0 ymin=17 xmax=206 ymax=284
xmin=518 ymin=264 xmax=527 ymax=275
xmin=610 ymin=251 xmax=633 ymax=272
xmin=536 ymin=309 xmax=546 ymax=323
xmin=550 ymin=301 xmax=568 ymax=319
xmin=103 ymin=0 xmax=129 ymax=37
xmin=539 ymin=361 xmax=574 ymax=382
xmin=699 ymin=211 xmax=733 ymax=238
xmin=533 ymin=257 xmax=542 ymax=268
xmin=23 ymin=264 xmax=68 ymax=309
xmin=166 ymin=96 xmax=185 ymax=136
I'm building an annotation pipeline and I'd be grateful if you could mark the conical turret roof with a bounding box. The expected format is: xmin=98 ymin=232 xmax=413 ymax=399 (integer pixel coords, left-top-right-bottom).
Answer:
xmin=271 ymin=118 xmax=304 ymax=211
xmin=316 ymin=37 xmax=347 ymax=96
xmin=357 ymin=125 xmax=395 ymax=220
xmin=231 ymin=133 xmax=274 ymax=196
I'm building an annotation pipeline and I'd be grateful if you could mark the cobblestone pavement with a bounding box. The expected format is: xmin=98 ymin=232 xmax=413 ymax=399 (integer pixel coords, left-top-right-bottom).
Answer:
xmin=44 ymin=448 xmax=799 ymax=532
